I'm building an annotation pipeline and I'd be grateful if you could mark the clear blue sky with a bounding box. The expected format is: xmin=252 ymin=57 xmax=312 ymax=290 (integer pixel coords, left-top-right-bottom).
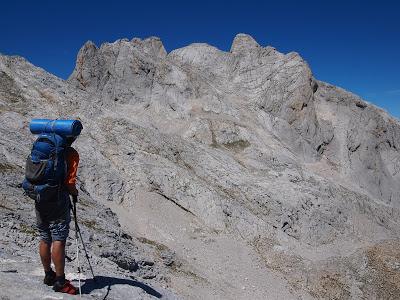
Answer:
xmin=1 ymin=0 xmax=399 ymax=118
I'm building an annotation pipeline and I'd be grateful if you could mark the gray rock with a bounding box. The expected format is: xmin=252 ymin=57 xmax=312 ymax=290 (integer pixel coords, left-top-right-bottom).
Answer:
xmin=0 ymin=33 xmax=399 ymax=299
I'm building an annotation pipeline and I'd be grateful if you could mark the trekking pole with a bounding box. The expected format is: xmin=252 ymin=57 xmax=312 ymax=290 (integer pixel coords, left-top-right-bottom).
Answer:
xmin=71 ymin=197 xmax=82 ymax=297
xmin=72 ymin=197 xmax=96 ymax=282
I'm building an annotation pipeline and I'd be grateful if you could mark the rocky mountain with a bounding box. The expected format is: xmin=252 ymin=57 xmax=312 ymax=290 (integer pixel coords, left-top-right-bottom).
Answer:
xmin=0 ymin=34 xmax=399 ymax=299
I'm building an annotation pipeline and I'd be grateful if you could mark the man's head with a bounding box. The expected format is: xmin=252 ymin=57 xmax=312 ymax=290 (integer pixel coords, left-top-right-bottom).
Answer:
xmin=65 ymin=136 xmax=77 ymax=146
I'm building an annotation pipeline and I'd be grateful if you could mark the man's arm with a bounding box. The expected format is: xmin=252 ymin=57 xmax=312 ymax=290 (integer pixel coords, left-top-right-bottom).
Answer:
xmin=65 ymin=147 xmax=79 ymax=197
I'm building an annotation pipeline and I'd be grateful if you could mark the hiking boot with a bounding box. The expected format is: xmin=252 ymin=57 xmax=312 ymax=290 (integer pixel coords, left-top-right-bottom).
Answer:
xmin=53 ymin=276 xmax=77 ymax=295
xmin=43 ymin=269 xmax=56 ymax=286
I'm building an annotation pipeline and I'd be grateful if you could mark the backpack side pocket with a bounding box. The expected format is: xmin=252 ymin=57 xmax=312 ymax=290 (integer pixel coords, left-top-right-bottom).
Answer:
xmin=22 ymin=179 xmax=37 ymax=201
xmin=25 ymin=156 xmax=48 ymax=184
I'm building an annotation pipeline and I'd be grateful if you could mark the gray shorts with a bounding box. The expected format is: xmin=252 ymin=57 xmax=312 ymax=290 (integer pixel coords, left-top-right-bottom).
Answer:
xmin=36 ymin=211 xmax=71 ymax=243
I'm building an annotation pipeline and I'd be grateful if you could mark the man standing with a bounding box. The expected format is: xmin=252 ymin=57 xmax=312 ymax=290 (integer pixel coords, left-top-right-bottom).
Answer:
xmin=36 ymin=136 xmax=79 ymax=295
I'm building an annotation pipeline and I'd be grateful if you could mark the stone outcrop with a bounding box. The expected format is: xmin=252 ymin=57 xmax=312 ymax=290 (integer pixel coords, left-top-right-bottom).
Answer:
xmin=1 ymin=34 xmax=399 ymax=299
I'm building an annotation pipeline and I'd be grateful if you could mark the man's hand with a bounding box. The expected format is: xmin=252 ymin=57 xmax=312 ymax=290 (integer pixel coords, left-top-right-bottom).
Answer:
xmin=67 ymin=185 xmax=79 ymax=197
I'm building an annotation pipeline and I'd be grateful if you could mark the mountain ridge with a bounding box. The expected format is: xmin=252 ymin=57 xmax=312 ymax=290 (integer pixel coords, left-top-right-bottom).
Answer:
xmin=0 ymin=34 xmax=399 ymax=299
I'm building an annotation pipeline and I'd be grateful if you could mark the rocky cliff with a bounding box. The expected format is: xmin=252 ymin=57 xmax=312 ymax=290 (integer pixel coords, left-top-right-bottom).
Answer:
xmin=0 ymin=34 xmax=399 ymax=299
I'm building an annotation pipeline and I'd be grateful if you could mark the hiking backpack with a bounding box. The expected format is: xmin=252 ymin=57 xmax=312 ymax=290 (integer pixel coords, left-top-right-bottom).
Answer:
xmin=22 ymin=133 xmax=67 ymax=205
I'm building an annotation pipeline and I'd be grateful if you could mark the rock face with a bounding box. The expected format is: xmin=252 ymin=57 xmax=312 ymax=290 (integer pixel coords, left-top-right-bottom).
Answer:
xmin=1 ymin=34 xmax=400 ymax=299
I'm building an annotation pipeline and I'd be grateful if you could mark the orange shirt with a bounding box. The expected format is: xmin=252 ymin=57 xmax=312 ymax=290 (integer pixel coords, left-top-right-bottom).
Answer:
xmin=64 ymin=147 xmax=79 ymax=189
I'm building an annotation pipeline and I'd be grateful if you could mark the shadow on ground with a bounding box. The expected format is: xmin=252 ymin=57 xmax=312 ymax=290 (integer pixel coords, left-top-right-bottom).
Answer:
xmin=81 ymin=275 xmax=162 ymax=299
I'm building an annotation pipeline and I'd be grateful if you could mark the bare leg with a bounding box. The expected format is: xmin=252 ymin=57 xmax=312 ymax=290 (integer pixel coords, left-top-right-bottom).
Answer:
xmin=51 ymin=241 xmax=66 ymax=277
xmin=39 ymin=240 xmax=52 ymax=272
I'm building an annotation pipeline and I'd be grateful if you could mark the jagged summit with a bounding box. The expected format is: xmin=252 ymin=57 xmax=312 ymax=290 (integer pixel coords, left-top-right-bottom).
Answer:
xmin=75 ymin=33 xmax=264 ymax=64
xmin=1 ymin=34 xmax=400 ymax=299
xmin=230 ymin=33 xmax=261 ymax=53
xmin=36 ymin=34 xmax=400 ymax=206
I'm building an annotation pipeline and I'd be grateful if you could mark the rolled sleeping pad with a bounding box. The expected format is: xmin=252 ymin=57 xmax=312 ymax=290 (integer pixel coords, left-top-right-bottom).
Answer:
xmin=29 ymin=119 xmax=83 ymax=137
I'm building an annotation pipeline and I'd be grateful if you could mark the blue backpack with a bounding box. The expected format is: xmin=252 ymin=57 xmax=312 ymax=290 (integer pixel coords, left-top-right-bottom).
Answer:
xmin=22 ymin=133 xmax=67 ymax=205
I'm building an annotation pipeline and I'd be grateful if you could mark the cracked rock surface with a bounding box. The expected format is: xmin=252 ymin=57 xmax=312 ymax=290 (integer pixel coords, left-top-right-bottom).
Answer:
xmin=1 ymin=33 xmax=399 ymax=299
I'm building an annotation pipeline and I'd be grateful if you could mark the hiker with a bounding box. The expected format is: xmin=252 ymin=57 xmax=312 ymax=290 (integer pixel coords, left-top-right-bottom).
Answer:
xmin=23 ymin=119 xmax=83 ymax=295
xmin=38 ymin=136 xmax=79 ymax=294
